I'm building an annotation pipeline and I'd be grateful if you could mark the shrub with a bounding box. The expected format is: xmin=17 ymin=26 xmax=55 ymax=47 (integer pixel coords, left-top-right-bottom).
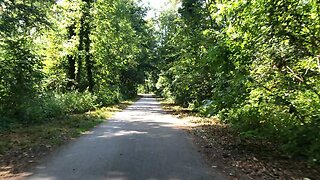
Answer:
xmin=0 ymin=91 xmax=100 ymax=129
xmin=41 ymin=93 xmax=66 ymax=118
xmin=62 ymin=91 xmax=98 ymax=113
xmin=95 ymin=88 xmax=120 ymax=106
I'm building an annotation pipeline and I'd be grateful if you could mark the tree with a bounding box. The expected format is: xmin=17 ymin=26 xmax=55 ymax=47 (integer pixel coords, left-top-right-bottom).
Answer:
xmin=0 ymin=0 xmax=53 ymax=120
xmin=154 ymin=0 xmax=320 ymax=162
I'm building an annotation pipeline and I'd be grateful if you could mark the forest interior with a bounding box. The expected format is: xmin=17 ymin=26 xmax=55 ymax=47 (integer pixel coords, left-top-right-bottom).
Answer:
xmin=0 ymin=0 xmax=320 ymax=179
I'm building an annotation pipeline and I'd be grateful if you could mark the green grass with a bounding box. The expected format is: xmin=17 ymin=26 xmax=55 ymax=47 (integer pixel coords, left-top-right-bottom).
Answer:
xmin=0 ymin=97 xmax=139 ymax=177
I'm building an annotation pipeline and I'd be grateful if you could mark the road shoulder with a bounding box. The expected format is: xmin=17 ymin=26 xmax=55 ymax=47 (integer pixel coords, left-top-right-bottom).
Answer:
xmin=160 ymin=99 xmax=320 ymax=180
xmin=0 ymin=98 xmax=139 ymax=179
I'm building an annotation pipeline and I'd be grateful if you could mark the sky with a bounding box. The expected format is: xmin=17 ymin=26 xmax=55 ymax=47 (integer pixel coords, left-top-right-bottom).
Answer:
xmin=141 ymin=0 xmax=170 ymax=19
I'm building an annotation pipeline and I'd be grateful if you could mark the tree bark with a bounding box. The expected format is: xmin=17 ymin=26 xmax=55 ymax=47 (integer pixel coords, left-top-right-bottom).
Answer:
xmin=85 ymin=31 xmax=94 ymax=92
xmin=67 ymin=23 xmax=76 ymax=90
xmin=84 ymin=0 xmax=94 ymax=92
xmin=76 ymin=15 xmax=85 ymax=90
xmin=76 ymin=0 xmax=94 ymax=92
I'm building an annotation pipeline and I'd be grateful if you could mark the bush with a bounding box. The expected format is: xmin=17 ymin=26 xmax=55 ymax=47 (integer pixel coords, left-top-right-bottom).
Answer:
xmin=221 ymin=100 xmax=320 ymax=163
xmin=62 ymin=91 xmax=98 ymax=113
xmin=198 ymin=100 xmax=218 ymax=117
xmin=0 ymin=91 xmax=100 ymax=129
xmin=95 ymin=88 xmax=120 ymax=106
xmin=41 ymin=93 xmax=66 ymax=118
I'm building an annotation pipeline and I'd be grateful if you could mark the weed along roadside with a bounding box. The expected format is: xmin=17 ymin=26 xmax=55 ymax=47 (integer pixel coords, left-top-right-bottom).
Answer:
xmin=1 ymin=0 xmax=319 ymax=179
xmin=160 ymin=99 xmax=320 ymax=179
xmin=0 ymin=97 xmax=140 ymax=179
xmin=20 ymin=95 xmax=226 ymax=180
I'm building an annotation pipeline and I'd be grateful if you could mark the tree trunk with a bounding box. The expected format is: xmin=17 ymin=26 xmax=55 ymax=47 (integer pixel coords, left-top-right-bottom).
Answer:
xmin=76 ymin=15 xmax=85 ymax=90
xmin=67 ymin=23 xmax=76 ymax=90
xmin=77 ymin=0 xmax=93 ymax=92
xmin=85 ymin=31 xmax=94 ymax=92
xmin=84 ymin=0 xmax=94 ymax=92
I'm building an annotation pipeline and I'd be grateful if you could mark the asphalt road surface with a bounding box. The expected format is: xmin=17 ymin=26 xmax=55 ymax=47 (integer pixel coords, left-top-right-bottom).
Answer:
xmin=25 ymin=95 xmax=226 ymax=180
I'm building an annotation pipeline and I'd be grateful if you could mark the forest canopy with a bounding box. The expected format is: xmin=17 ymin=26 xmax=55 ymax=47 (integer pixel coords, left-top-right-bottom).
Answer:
xmin=0 ymin=0 xmax=320 ymax=164
xmin=0 ymin=0 xmax=155 ymax=124
xmin=152 ymin=0 xmax=320 ymax=163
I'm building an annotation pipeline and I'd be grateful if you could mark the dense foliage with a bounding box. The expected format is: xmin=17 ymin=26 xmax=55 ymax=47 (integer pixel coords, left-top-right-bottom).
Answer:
xmin=153 ymin=0 xmax=320 ymax=162
xmin=0 ymin=0 xmax=154 ymax=127
xmin=1 ymin=0 xmax=319 ymax=165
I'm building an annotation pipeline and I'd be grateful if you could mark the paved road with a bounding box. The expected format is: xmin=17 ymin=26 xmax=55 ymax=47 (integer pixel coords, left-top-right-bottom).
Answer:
xmin=25 ymin=95 xmax=226 ymax=180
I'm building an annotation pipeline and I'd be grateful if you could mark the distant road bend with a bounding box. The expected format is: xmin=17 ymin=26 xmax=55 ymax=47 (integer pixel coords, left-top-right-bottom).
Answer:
xmin=25 ymin=95 xmax=226 ymax=180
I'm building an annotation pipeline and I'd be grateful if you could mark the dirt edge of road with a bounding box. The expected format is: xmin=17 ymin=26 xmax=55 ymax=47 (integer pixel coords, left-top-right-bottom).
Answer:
xmin=160 ymin=100 xmax=320 ymax=180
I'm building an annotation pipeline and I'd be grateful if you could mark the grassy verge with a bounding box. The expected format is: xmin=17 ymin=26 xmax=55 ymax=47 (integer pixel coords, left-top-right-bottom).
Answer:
xmin=159 ymin=98 xmax=320 ymax=180
xmin=0 ymin=97 xmax=139 ymax=178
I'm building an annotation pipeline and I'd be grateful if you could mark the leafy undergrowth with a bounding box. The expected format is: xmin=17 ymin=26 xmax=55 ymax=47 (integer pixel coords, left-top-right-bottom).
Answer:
xmin=161 ymin=100 xmax=320 ymax=180
xmin=0 ymin=98 xmax=138 ymax=179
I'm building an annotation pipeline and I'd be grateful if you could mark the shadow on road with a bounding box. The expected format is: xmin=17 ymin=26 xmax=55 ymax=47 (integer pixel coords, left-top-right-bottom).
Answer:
xmin=24 ymin=96 xmax=224 ymax=180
